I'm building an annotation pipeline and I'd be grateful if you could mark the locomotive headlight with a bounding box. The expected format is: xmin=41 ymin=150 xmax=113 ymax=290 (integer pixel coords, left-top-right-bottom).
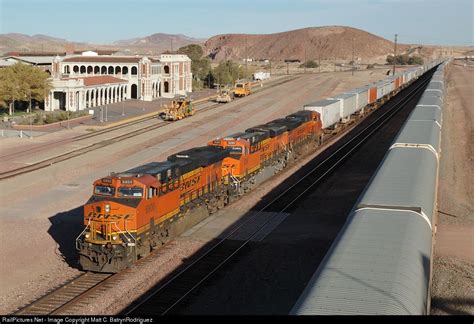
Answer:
xmin=105 ymin=204 xmax=110 ymax=213
xmin=85 ymin=232 xmax=90 ymax=239
xmin=112 ymin=235 xmax=118 ymax=241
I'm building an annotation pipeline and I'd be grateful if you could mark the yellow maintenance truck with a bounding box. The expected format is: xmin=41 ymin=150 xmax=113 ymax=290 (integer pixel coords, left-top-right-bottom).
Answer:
xmin=233 ymin=80 xmax=252 ymax=97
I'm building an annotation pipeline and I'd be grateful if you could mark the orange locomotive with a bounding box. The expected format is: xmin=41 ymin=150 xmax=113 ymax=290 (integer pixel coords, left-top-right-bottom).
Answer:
xmin=77 ymin=110 xmax=322 ymax=272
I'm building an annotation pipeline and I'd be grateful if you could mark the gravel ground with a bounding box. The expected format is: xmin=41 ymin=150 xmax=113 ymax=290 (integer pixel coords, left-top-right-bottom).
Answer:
xmin=0 ymin=69 xmax=394 ymax=315
xmin=430 ymin=62 xmax=474 ymax=315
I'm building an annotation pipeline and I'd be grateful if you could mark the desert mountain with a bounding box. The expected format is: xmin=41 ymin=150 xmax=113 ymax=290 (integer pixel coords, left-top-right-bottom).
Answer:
xmin=0 ymin=33 xmax=204 ymax=56
xmin=0 ymin=33 xmax=73 ymax=53
xmin=1 ymin=27 xmax=466 ymax=61
xmin=204 ymin=26 xmax=417 ymax=62
xmin=113 ymin=33 xmax=205 ymax=52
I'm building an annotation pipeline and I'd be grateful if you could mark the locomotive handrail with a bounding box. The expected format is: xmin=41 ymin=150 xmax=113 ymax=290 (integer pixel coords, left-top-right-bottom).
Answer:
xmin=75 ymin=217 xmax=92 ymax=251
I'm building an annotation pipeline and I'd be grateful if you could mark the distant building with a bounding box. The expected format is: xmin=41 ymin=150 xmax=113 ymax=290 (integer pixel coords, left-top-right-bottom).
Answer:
xmin=44 ymin=52 xmax=192 ymax=112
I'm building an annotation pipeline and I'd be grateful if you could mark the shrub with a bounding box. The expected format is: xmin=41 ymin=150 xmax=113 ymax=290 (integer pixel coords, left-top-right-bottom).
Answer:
xmin=299 ymin=60 xmax=319 ymax=69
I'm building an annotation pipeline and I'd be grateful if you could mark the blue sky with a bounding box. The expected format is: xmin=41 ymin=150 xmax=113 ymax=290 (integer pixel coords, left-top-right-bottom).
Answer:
xmin=0 ymin=0 xmax=472 ymax=45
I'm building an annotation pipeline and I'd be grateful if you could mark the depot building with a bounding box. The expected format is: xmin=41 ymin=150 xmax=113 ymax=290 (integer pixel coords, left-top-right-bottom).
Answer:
xmin=45 ymin=51 xmax=192 ymax=112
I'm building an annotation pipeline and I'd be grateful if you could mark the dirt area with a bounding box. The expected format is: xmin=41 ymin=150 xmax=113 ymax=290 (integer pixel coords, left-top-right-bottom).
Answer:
xmin=0 ymin=68 xmax=402 ymax=314
xmin=430 ymin=62 xmax=474 ymax=315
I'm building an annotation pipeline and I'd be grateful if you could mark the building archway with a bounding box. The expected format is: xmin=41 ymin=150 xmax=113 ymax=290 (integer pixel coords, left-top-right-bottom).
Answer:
xmin=131 ymin=84 xmax=138 ymax=99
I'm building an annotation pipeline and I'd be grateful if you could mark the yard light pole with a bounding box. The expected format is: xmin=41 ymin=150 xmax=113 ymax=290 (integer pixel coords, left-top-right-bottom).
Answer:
xmin=393 ymin=34 xmax=398 ymax=76
xmin=352 ymin=38 xmax=355 ymax=76
xmin=29 ymin=114 xmax=33 ymax=139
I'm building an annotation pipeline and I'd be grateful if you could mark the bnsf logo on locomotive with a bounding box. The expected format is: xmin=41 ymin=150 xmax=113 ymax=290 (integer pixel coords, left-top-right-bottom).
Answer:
xmin=87 ymin=212 xmax=133 ymax=220
xmin=180 ymin=175 xmax=201 ymax=191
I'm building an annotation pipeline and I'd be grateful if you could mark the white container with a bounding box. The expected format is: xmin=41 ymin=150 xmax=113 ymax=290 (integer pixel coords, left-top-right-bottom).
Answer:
xmin=304 ymin=99 xmax=341 ymax=129
xmin=328 ymin=93 xmax=358 ymax=121
xmin=345 ymin=87 xmax=369 ymax=111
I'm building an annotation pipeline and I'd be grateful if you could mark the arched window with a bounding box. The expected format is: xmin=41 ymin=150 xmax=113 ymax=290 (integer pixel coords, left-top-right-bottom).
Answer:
xmin=80 ymin=65 xmax=86 ymax=74
xmin=101 ymin=66 xmax=107 ymax=74
xmin=108 ymin=66 xmax=114 ymax=74
xmin=131 ymin=66 xmax=137 ymax=75
xmin=94 ymin=66 xmax=100 ymax=74
xmin=164 ymin=81 xmax=169 ymax=93
xmin=87 ymin=66 xmax=93 ymax=74
xmin=115 ymin=66 xmax=121 ymax=74
xmin=73 ymin=65 xmax=79 ymax=73
xmin=164 ymin=65 xmax=170 ymax=74
xmin=63 ymin=65 xmax=70 ymax=74
xmin=123 ymin=66 xmax=128 ymax=75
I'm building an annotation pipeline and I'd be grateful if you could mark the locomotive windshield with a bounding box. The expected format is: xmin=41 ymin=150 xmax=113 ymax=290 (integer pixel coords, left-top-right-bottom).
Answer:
xmin=118 ymin=187 xmax=143 ymax=198
xmin=94 ymin=185 xmax=115 ymax=196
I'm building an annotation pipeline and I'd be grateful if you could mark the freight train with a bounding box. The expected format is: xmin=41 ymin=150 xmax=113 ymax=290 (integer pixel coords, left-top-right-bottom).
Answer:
xmin=76 ymin=63 xmax=437 ymax=273
xmin=291 ymin=59 xmax=448 ymax=315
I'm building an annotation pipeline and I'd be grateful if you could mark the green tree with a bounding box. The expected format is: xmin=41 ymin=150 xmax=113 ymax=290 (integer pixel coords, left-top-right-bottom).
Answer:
xmin=212 ymin=61 xmax=253 ymax=86
xmin=386 ymin=54 xmax=424 ymax=66
xmin=177 ymin=44 xmax=204 ymax=62
xmin=0 ymin=63 xmax=52 ymax=115
xmin=408 ymin=56 xmax=424 ymax=65
xmin=177 ymin=44 xmax=212 ymax=89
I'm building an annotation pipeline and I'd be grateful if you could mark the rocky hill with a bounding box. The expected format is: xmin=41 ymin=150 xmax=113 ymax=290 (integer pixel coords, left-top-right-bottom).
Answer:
xmin=204 ymin=26 xmax=412 ymax=62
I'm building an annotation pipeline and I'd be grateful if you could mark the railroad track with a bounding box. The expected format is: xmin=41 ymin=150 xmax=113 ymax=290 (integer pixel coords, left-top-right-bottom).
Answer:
xmin=11 ymin=241 xmax=182 ymax=315
xmin=123 ymin=71 xmax=434 ymax=315
xmin=13 ymin=272 xmax=111 ymax=315
xmin=0 ymin=75 xmax=298 ymax=181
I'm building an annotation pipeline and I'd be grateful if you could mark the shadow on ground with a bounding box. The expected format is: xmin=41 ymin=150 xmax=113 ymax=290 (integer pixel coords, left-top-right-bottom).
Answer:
xmin=48 ymin=205 xmax=84 ymax=270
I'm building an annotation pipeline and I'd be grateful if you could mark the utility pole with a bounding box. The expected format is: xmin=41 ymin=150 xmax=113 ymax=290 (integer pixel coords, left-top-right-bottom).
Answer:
xmin=245 ymin=38 xmax=248 ymax=77
xmin=393 ymin=33 xmax=398 ymax=76
xmin=304 ymin=40 xmax=307 ymax=74
xmin=351 ymin=37 xmax=355 ymax=76
xmin=67 ymin=105 xmax=70 ymax=130
xmin=318 ymin=52 xmax=321 ymax=73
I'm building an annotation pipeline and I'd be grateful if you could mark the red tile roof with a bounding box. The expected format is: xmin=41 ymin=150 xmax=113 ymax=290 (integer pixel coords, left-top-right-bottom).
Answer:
xmin=63 ymin=56 xmax=141 ymax=63
xmin=63 ymin=76 xmax=128 ymax=86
